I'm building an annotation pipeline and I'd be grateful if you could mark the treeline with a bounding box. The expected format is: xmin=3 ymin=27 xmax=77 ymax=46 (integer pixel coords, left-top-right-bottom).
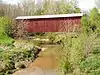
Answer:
xmin=0 ymin=0 xmax=80 ymax=18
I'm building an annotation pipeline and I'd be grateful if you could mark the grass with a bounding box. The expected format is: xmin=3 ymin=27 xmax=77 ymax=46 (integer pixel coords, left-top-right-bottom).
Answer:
xmin=0 ymin=34 xmax=14 ymax=46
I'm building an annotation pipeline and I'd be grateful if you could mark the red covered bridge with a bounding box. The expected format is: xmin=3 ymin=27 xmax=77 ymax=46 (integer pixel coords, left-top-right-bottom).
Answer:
xmin=16 ymin=13 xmax=83 ymax=32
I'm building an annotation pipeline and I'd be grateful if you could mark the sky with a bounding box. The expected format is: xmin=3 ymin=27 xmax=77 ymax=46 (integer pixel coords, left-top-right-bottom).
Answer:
xmin=78 ymin=0 xmax=96 ymax=10
xmin=2 ymin=0 xmax=96 ymax=11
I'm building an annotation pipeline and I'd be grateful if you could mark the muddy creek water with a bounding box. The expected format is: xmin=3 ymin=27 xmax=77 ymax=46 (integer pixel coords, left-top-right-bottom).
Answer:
xmin=13 ymin=45 xmax=62 ymax=75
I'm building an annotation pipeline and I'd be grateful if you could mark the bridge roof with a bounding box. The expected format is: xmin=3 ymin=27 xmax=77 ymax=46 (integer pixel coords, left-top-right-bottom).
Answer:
xmin=16 ymin=13 xmax=83 ymax=20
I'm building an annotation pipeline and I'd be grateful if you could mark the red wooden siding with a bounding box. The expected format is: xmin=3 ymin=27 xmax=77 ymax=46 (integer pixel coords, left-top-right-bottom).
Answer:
xmin=16 ymin=16 xmax=82 ymax=32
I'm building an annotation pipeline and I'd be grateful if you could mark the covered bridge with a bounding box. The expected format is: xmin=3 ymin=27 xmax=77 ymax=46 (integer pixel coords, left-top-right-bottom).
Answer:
xmin=16 ymin=13 xmax=83 ymax=32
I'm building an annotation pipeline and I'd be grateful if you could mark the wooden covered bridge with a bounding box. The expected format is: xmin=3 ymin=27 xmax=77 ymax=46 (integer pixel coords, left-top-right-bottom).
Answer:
xmin=16 ymin=13 xmax=83 ymax=32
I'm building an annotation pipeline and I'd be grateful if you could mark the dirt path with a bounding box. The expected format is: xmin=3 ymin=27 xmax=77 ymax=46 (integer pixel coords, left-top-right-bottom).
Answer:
xmin=13 ymin=45 xmax=62 ymax=75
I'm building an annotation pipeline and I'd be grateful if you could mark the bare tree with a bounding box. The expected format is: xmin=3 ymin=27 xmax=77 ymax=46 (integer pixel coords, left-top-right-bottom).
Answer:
xmin=13 ymin=20 xmax=29 ymax=39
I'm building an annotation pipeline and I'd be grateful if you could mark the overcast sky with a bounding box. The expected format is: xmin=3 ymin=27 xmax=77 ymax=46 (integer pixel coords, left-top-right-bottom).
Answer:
xmin=2 ymin=0 xmax=96 ymax=11
xmin=78 ymin=0 xmax=96 ymax=10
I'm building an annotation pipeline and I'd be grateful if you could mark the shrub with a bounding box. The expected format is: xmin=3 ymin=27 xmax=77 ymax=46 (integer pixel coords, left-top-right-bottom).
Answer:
xmin=60 ymin=60 xmax=73 ymax=74
xmin=46 ymin=32 xmax=66 ymax=44
xmin=0 ymin=17 xmax=14 ymax=45
xmin=0 ymin=48 xmax=3 ymax=52
xmin=0 ymin=17 xmax=10 ymax=33
xmin=80 ymin=55 xmax=100 ymax=74
xmin=59 ymin=33 xmax=87 ymax=74
xmin=0 ymin=34 xmax=14 ymax=45
xmin=0 ymin=46 xmax=39 ymax=75
xmin=81 ymin=8 xmax=100 ymax=34
xmin=59 ymin=33 xmax=97 ymax=75
xmin=88 ymin=70 xmax=100 ymax=75
xmin=92 ymin=47 xmax=100 ymax=54
xmin=79 ymin=35 xmax=100 ymax=75
xmin=59 ymin=8 xmax=100 ymax=75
